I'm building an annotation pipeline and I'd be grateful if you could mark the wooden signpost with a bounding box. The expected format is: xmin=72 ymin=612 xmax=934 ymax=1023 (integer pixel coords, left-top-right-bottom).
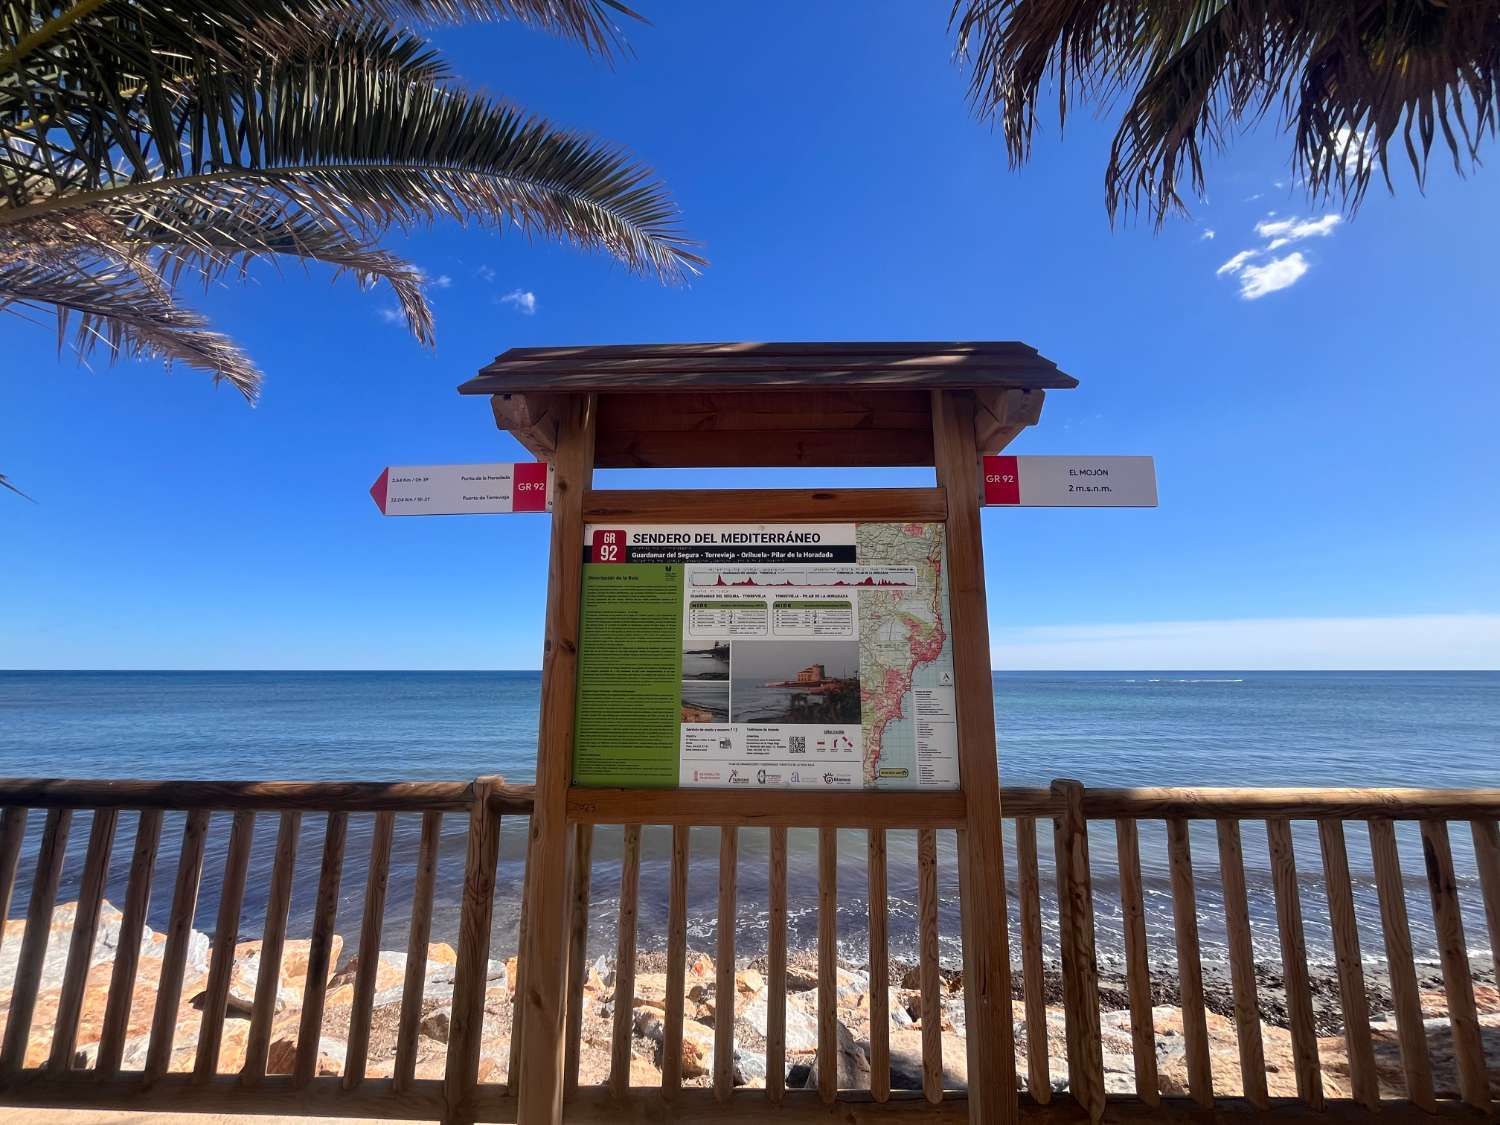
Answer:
xmin=373 ymin=342 xmax=1151 ymax=1123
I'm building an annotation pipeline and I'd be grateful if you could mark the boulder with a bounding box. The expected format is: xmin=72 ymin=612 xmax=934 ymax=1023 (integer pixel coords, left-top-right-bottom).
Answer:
xmin=886 ymin=1027 xmax=968 ymax=1092
xmin=803 ymin=1020 xmax=870 ymax=1091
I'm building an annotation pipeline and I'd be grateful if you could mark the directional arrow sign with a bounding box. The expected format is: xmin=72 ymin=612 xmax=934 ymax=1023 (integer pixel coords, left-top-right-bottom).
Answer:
xmin=983 ymin=455 xmax=1157 ymax=507
xmin=370 ymin=462 xmax=553 ymax=516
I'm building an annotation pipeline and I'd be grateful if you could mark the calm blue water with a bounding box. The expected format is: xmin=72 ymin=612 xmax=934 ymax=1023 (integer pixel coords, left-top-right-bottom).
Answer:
xmin=0 ymin=671 xmax=1495 ymax=968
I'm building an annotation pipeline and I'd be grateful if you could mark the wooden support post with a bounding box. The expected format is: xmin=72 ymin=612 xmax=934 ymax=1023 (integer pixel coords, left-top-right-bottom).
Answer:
xmin=1166 ymin=818 xmax=1212 ymax=1108
xmin=609 ymin=824 xmax=642 ymax=1098
xmin=244 ymin=810 xmax=301 ymax=1084
xmin=518 ymin=393 xmax=596 ymax=1125
xmin=916 ymin=827 xmax=943 ymax=1105
xmin=766 ymin=825 xmax=788 ymax=1104
xmin=715 ymin=825 xmax=738 ymax=1102
xmin=194 ymin=809 xmax=255 ymax=1080
xmin=144 ymin=809 xmax=209 ymax=1084
xmin=1115 ymin=818 xmax=1158 ymax=1106
xmin=0 ymin=807 xmax=27 ymax=958
xmin=1367 ymin=818 xmax=1435 ymax=1110
xmin=1419 ymin=818 xmax=1490 ymax=1111
xmin=2 ymin=808 xmax=72 ymax=1077
xmin=1214 ymin=818 xmax=1266 ymax=1109
xmin=868 ymin=827 xmax=890 ymax=1104
xmin=1266 ymin=817 xmax=1323 ymax=1109
xmin=664 ymin=825 xmax=690 ymax=1098
xmin=49 ymin=808 xmax=117 ymax=1073
xmin=1052 ymin=779 xmax=1105 ymax=1124
xmin=394 ymin=809 xmax=442 ymax=1094
xmin=564 ymin=822 xmax=595 ymax=1097
xmin=1316 ymin=817 xmax=1378 ymax=1109
xmin=344 ymin=810 xmax=397 ymax=1088
xmin=446 ymin=779 xmax=501 ymax=1122
xmin=931 ymin=388 xmax=1016 ymax=1125
xmin=97 ymin=809 xmax=162 ymax=1078
xmin=294 ymin=811 xmax=348 ymax=1088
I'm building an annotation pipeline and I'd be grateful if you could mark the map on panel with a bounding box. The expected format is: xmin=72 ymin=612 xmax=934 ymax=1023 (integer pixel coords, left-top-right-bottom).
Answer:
xmin=571 ymin=522 xmax=958 ymax=791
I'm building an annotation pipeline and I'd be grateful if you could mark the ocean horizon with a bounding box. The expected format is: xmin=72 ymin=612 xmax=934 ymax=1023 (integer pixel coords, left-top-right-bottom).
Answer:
xmin=1 ymin=670 xmax=1495 ymax=972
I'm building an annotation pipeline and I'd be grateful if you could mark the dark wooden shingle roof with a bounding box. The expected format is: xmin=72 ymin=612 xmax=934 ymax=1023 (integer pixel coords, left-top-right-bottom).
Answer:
xmin=459 ymin=340 xmax=1076 ymax=395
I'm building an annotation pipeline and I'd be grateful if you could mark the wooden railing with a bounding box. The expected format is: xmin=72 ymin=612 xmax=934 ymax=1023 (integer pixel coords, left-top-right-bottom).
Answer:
xmin=0 ymin=778 xmax=1496 ymax=1123
xmin=0 ymin=776 xmax=534 ymax=1122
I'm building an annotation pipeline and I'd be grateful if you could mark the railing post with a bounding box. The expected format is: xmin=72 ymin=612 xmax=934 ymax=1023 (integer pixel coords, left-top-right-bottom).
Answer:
xmin=1052 ymin=778 xmax=1104 ymax=1124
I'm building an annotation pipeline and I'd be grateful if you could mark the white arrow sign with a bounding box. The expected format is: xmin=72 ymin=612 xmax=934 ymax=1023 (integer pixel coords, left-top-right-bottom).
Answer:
xmin=370 ymin=462 xmax=553 ymax=516
xmin=983 ymin=455 xmax=1157 ymax=507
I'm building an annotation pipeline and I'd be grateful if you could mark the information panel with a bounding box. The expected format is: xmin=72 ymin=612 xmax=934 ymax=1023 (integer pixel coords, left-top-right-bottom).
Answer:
xmin=573 ymin=523 xmax=959 ymax=791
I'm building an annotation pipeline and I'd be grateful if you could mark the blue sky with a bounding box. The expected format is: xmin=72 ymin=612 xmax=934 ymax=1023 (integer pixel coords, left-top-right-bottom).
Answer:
xmin=4 ymin=2 xmax=1499 ymax=670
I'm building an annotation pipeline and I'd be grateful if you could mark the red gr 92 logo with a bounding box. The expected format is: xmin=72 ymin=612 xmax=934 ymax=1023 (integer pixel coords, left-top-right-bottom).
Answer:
xmin=592 ymin=529 xmax=626 ymax=563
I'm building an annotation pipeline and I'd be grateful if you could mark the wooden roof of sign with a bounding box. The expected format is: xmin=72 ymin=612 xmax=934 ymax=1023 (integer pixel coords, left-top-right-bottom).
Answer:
xmin=458 ymin=340 xmax=1076 ymax=394
xmin=458 ymin=341 xmax=1076 ymax=469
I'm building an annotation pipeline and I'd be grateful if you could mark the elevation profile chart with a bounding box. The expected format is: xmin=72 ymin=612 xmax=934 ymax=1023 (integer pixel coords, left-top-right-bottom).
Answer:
xmin=572 ymin=523 xmax=958 ymax=792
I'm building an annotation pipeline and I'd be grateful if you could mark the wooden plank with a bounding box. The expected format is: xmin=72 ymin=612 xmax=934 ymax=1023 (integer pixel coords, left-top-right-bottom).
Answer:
xmin=714 ymin=826 xmax=738 ymax=1103
xmin=444 ymin=782 xmax=501 ymax=1119
xmin=1471 ymin=818 xmax=1500 ymax=983
xmin=1316 ymin=819 xmax=1377 ymax=1109
xmin=194 ymin=809 xmax=256 ymax=1080
xmin=663 ymin=825 xmax=690 ymax=1097
xmin=1051 ymin=812 xmax=1082 ymax=1097
xmin=1367 ymin=818 xmax=1435 ymax=1110
xmin=508 ymin=827 xmax=534 ymax=1090
xmin=609 ymin=824 xmax=643 ymax=1098
xmin=594 ymin=426 xmax=936 ymax=469
xmin=1 ymin=807 xmax=72 ymax=1073
xmin=48 ymin=808 xmax=118 ymax=1072
xmin=1114 ymin=818 xmax=1157 ymax=1106
xmin=393 ymin=809 xmax=442 ymax=1094
xmin=868 ymin=828 xmax=890 ymax=1104
xmin=582 ymin=488 xmax=947 ymax=525
xmin=0 ymin=807 xmax=27 ymax=956
xmin=929 ymin=388 xmax=1017 ymax=1125
xmin=916 ymin=828 xmax=943 ymax=1106
xmin=1265 ymin=817 xmax=1323 ymax=1108
xmin=568 ymin=787 xmax=965 ymax=829
xmin=1017 ymin=818 xmax=1051 ymax=1104
xmin=564 ymin=823 xmax=595 ymax=1097
xmin=294 ymin=811 xmax=349 ymax=1087
xmin=596 ymin=388 xmax=934 ymax=433
xmin=96 ymin=808 xmax=163 ymax=1078
xmin=1080 ymin=788 xmax=1500 ymax=821
xmin=766 ymin=826 xmax=788 ymax=1104
xmin=144 ymin=808 xmax=209 ymax=1083
xmin=1166 ymin=818 xmax=1213 ymax=1108
xmin=244 ymin=810 xmax=302 ymax=1084
xmin=343 ymin=810 xmax=397 ymax=1089
xmin=819 ymin=827 xmax=839 ymax=1104
xmin=1213 ymin=819 xmax=1265 ymax=1109
xmin=1418 ymin=818 xmax=1490 ymax=1110
xmin=517 ymin=393 xmax=596 ymax=1125
xmin=1052 ymin=781 xmax=1104 ymax=1123
xmin=0 ymin=778 xmax=480 ymax=812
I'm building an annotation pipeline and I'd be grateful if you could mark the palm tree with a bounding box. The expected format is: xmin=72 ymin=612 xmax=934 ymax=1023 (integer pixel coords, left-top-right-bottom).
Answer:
xmin=950 ymin=0 xmax=1498 ymax=222
xmin=0 ymin=0 xmax=702 ymax=494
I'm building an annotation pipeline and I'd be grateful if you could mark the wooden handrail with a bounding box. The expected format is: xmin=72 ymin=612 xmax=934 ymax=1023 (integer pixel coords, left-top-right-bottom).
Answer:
xmin=1077 ymin=786 xmax=1500 ymax=819
xmin=0 ymin=777 xmax=536 ymax=814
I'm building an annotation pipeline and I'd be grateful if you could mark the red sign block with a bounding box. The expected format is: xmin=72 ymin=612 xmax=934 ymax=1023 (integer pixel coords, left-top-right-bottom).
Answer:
xmin=512 ymin=461 xmax=550 ymax=512
xmin=591 ymin=528 xmax=626 ymax=563
xmin=983 ymin=455 xmax=1020 ymax=505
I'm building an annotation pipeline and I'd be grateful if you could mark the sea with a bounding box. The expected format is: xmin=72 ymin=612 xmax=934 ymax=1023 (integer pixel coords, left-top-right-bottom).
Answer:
xmin=0 ymin=671 xmax=1495 ymax=973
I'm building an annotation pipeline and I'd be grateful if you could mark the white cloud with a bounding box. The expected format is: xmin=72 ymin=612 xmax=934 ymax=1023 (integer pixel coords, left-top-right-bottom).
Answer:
xmin=1216 ymin=249 xmax=1258 ymax=276
xmin=1332 ymin=126 xmax=1372 ymax=174
xmin=475 ymin=265 xmax=497 ymax=283
xmin=1237 ymin=251 xmax=1309 ymax=299
xmin=1200 ymin=228 xmax=1216 ymax=241
xmin=377 ymin=306 xmax=404 ymax=324
xmin=499 ymin=288 xmax=537 ymax=315
xmin=990 ymin=614 xmax=1500 ymax=671
xmin=1255 ymin=214 xmax=1341 ymax=242
xmin=429 ymin=273 xmax=452 ymax=289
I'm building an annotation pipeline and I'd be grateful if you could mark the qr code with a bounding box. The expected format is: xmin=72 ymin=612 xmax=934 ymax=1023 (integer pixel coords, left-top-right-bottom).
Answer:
xmin=788 ymin=736 xmax=806 ymax=754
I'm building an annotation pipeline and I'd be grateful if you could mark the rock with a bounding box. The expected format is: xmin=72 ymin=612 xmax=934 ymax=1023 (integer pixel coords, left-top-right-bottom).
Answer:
xmin=887 ymin=1028 xmax=968 ymax=1092
xmin=420 ymin=1007 xmax=452 ymax=1044
xmin=734 ymin=1044 xmax=767 ymax=1086
xmin=736 ymin=969 xmax=764 ymax=995
xmin=633 ymin=1006 xmax=718 ymax=1079
xmin=225 ymin=935 xmax=342 ymax=1018
xmin=742 ymin=987 xmax=819 ymax=1053
xmin=688 ymin=952 xmax=714 ymax=980
xmin=803 ymin=1020 xmax=870 ymax=1091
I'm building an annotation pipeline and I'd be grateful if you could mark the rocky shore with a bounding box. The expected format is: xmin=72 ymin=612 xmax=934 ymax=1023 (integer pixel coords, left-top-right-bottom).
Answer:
xmin=2 ymin=900 xmax=1496 ymax=1100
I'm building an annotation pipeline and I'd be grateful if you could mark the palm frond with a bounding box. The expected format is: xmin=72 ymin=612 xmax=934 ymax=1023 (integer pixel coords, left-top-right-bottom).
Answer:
xmin=951 ymin=0 xmax=1500 ymax=222
xmin=0 ymin=251 xmax=262 ymax=397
